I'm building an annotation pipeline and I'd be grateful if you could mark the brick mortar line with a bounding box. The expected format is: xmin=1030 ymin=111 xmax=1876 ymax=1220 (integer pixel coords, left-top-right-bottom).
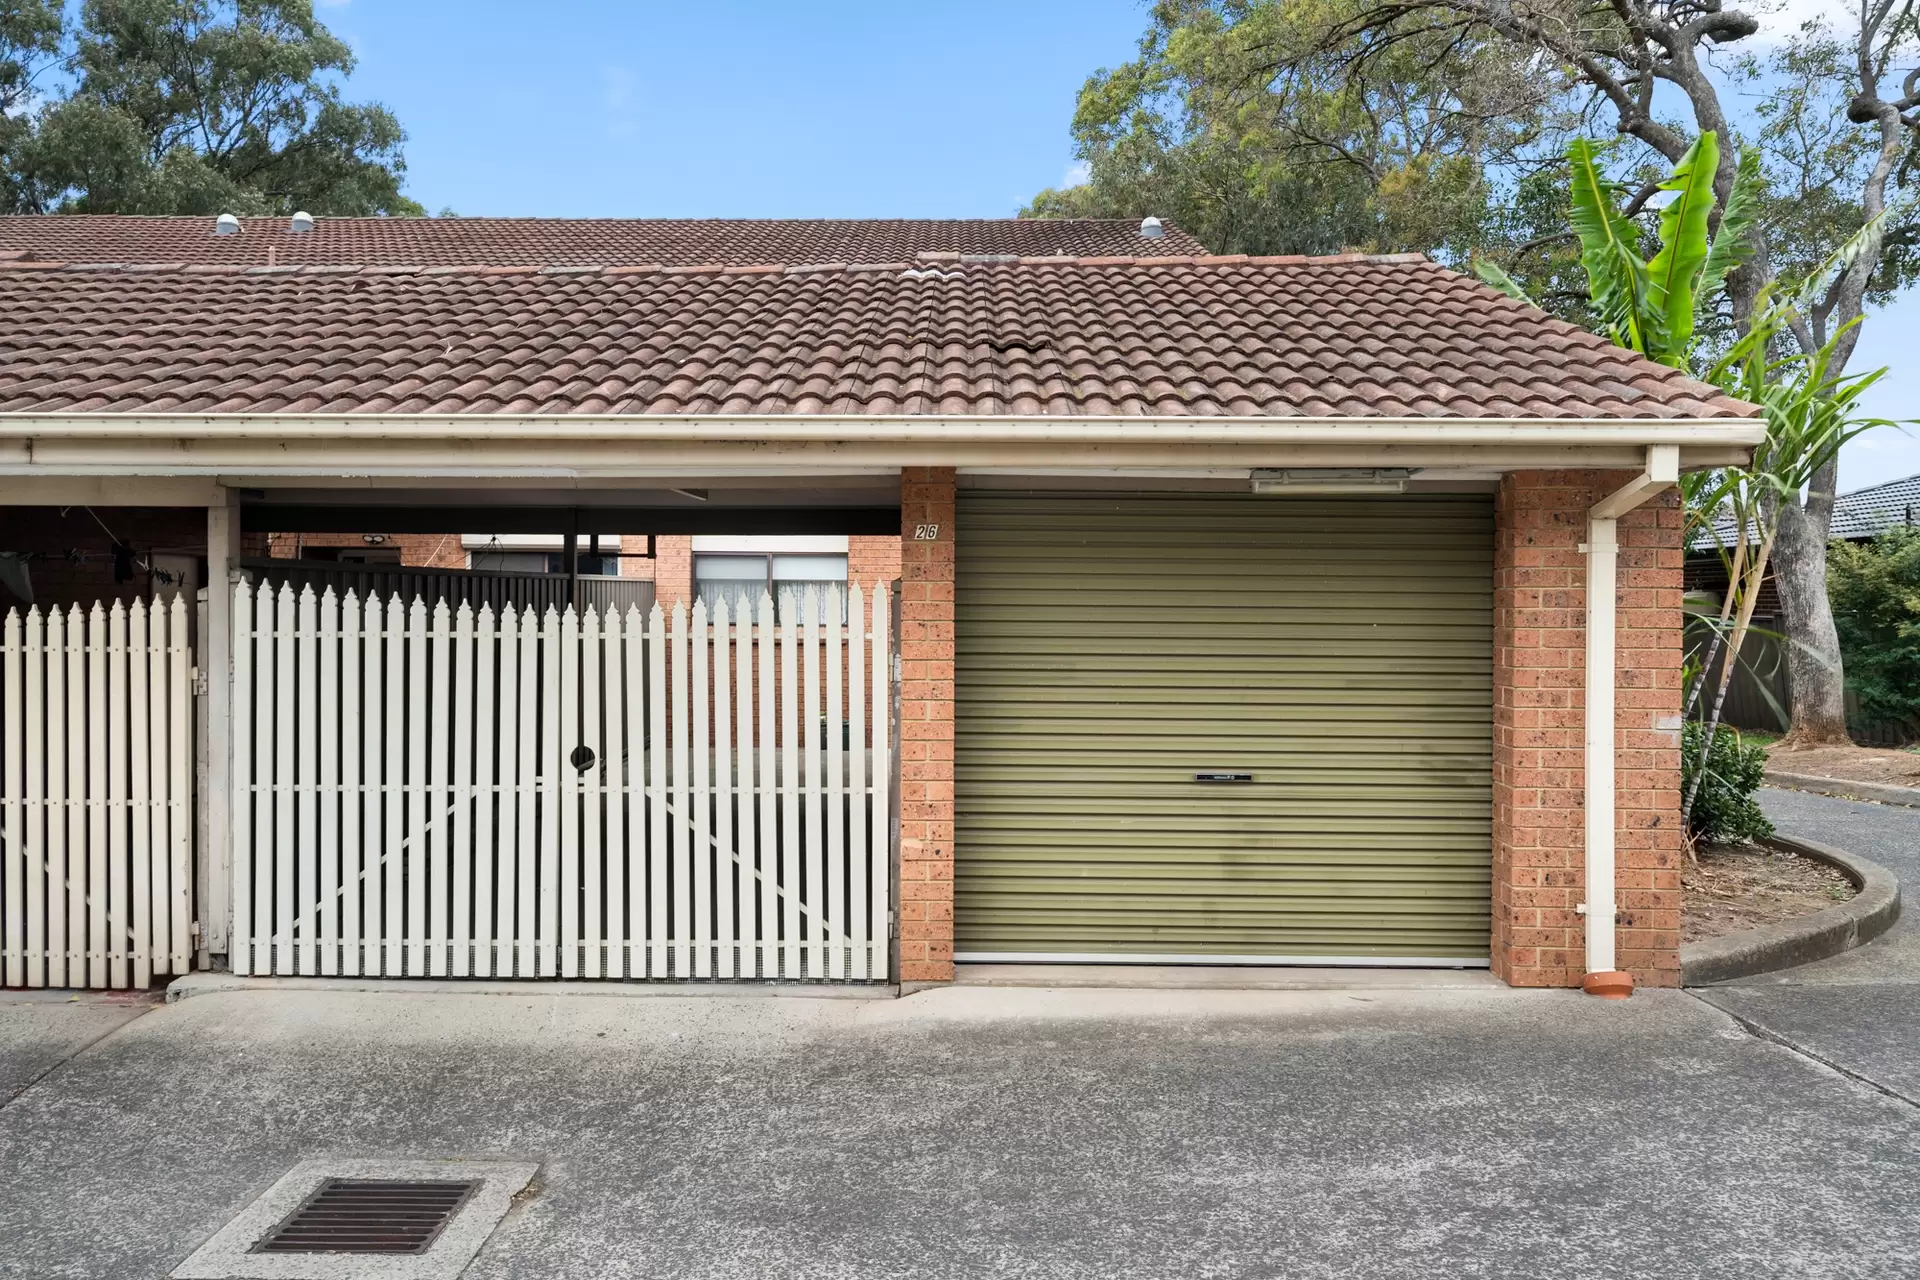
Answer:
xmin=1691 ymin=990 xmax=1920 ymax=1113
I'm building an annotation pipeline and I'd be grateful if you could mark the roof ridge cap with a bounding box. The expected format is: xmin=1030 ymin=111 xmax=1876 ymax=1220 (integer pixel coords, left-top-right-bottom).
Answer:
xmin=0 ymin=249 xmax=1443 ymax=276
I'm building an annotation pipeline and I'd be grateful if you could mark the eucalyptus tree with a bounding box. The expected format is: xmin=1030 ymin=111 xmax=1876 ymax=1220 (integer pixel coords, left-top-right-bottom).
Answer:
xmin=1686 ymin=305 xmax=1887 ymax=823
xmin=4 ymin=0 xmax=421 ymax=216
xmin=1022 ymin=0 xmax=1555 ymax=259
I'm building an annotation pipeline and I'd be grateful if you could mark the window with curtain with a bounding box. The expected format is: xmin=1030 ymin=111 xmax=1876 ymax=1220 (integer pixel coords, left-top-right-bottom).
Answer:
xmin=695 ymin=552 xmax=848 ymax=621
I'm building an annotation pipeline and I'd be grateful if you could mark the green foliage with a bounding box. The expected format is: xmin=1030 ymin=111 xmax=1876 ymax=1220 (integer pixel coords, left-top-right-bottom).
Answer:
xmin=3 ymin=0 xmax=419 ymax=216
xmin=1022 ymin=0 xmax=1547 ymax=259
xmin=1829 ymin=528 xmax=1920 ymax=731
xmin=0 ymin=2 xmax=64 ymax=213
xmin=1477 ymin=133 xmax=1758 ymax=369
xmin=1682 ymin=721 xmax=1775 ymax=845
xmin=1733 ymin=21 xmax=1920 ymax=311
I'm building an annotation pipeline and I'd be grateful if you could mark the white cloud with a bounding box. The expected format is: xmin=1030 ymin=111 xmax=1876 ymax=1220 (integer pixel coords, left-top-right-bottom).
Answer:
xmin=1747 ymin=0 xmax=1840 ymax=46
xmin=1061 ymin=160 xmax=1091 ymax=188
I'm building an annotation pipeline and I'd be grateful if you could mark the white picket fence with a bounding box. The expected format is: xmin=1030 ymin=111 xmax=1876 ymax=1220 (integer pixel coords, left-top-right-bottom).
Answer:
xmin=1 ymin=597 xmax=195 ymax=989
xmin=230 ymin=580 xmax=894 ymax=981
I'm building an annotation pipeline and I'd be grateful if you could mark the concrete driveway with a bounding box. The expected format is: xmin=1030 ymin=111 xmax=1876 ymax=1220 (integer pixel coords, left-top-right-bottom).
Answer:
xmin=1692 ymin=788 xmax=1920 ymax=1100
xmin=4 ymin=974 xmax=1920 ymax=1280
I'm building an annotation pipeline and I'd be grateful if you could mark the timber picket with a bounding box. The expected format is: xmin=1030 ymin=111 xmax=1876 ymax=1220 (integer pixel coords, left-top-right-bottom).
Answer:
xmin=208 ymin=580 xmax=895 ymax=986
xmin=0 ymin=597 xmax=194 ymax=989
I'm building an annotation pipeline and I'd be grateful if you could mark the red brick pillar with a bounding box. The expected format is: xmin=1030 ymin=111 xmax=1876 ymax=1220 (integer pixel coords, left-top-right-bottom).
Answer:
xmin=1492 ymin=471 xmax=1684 ymax=989
xmin=898 ymin=467 xmax=956 ymax=983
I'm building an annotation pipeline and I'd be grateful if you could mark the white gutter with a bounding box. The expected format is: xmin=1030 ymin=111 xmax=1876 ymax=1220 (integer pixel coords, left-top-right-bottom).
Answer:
xmin=1580 ymin=444 xmax=1680 ymax=999
xmin=0 ymin=413 xmax=1765 ymax=446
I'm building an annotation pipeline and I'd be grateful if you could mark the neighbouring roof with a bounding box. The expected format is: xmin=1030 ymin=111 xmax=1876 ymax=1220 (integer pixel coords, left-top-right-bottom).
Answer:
xmin=0 ymin=251 xmax=1759 ymax=418
xmin=0 ymin=215 xmax=1207 ymax=268
xmin=1830 ymin=472 xmax=1920 ymax=540
xmin=1693 ymin=472 xmax=1920 ymax=552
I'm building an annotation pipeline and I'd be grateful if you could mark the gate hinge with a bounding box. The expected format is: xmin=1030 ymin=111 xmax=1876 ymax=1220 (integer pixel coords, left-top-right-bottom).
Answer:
xmin=191 ymin=666 xmax=209 ymax=696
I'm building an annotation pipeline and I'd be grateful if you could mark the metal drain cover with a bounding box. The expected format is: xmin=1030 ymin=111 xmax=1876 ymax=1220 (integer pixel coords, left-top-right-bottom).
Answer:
xmin=171 ymin=1158 xmax=539 ymax=1280
xmin=255 ymin=1179 xmax=479 ymax=1256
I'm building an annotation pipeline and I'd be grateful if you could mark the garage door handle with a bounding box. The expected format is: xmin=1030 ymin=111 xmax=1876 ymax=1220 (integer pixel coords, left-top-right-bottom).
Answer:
xmin=1193 ymin=772 xmax=1253 ymax=783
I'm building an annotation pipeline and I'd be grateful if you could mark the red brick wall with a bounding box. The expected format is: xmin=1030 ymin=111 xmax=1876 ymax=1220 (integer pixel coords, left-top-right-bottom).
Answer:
xmin=849 ymin=535 xmax=903 ymax=592
xmin=265 ymin=531 xmax=467 ymax=568
xmin=653 ymin=536 xmax=694 ymax=605
xmin=0 ymin=507 xmax=207 ymax=611
xmin=1492 ymin=471 xmax=1684 ymax=989
xmin=260 ymin=531 xmax=899 ymax=607
xmin=898 ymin=468 xmax=956 ymax=983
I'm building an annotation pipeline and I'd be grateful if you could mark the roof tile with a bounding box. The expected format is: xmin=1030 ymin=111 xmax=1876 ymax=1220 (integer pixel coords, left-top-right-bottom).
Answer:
xmin=0 ymin=215 xmax=1208 ymax=268
xmin=0 ymin=253 xmax=1756 ymax=420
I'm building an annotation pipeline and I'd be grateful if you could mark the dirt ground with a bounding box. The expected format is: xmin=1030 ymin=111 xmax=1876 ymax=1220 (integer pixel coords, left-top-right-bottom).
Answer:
xmin=1766 ymin=743 xmax=1920 ymax=788
xmin=1684 ymin=842 xmax=1858 ymax=943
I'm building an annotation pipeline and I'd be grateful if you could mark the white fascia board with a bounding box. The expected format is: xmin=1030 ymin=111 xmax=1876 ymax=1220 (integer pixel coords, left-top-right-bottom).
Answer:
xmin=0 ymin=413 xmax=1768 ymax=447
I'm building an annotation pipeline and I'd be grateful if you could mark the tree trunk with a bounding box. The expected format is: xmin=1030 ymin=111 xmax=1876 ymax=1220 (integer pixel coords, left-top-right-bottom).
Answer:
xmin=1774 ymin=460 xmax=1851 ymax=747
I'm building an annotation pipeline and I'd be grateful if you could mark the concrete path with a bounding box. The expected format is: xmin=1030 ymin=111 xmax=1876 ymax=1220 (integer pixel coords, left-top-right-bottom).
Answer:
xmin=4 ymin=982 xmax=1920 ymax=1279
xmin=1694 ymin=788 xmax=1920 ymax=1103
xmin=0 ymin=990 xmax=153 ymax=1103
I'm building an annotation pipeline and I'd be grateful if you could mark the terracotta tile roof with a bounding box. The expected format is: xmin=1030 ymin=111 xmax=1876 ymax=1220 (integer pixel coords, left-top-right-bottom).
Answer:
xmin=0 ymin=215 xmax=1207 ymax=267
xmin=0 ymin=253 xmax=1758 ymax=418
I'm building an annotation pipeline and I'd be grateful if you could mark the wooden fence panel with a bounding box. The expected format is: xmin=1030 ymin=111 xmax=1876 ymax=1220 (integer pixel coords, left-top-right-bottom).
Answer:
xmin=1 ymin=597 xmax=193 ymax=989
xmin=225 ymin=580 xmax=894 ymax=982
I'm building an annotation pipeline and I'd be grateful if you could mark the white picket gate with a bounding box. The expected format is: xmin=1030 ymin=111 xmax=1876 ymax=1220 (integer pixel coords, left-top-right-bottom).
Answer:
xmin=229 ymin=581 xmax=895 ymax=981
xmin=0 ymin=597 xmax=195 ymax=989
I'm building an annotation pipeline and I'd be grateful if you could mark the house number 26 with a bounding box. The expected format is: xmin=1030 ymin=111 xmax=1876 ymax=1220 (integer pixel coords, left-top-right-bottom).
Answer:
xmin=913 ymin=523 xmax=941 ymax=540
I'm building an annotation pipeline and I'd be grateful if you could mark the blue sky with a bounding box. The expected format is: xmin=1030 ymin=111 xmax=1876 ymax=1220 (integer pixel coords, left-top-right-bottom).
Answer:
xmin=320 ymin=0 xmax=1915 ymax=493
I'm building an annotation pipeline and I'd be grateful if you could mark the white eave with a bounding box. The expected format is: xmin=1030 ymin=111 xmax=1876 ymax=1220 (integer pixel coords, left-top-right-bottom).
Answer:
xmin=0 ymin=412 xmax=1765 ymax=478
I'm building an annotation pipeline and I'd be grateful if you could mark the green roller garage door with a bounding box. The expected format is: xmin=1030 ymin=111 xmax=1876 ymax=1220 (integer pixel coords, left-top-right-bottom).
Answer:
xmin=955 ymin=491 xmax=1493 ymax=964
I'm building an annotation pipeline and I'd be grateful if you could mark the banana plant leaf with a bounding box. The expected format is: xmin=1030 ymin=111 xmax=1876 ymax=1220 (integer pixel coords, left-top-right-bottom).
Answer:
xmin=1646 ymin=132 xmax=1720 ymax=365
xmin=1565 ymin=137 xmax=1663 ymax=359
xmin=1698 ymin=147 xmax=1762 ymax=306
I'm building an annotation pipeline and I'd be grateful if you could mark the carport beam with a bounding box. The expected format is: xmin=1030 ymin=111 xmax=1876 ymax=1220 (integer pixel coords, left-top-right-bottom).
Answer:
xmin=1582 ymin=445 xmax=1679 ymax=994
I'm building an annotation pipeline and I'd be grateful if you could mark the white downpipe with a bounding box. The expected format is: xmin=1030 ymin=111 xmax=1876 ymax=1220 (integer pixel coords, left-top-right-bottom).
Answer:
xmin=1582 ymin=445 xmax=1680 ymax=985
xmin=1583 ymin=515 xmax=1620 ymax=975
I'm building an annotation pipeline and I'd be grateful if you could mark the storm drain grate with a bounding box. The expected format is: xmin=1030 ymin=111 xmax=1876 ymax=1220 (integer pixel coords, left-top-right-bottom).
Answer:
xmin=252 ymin=1178 xmax=480 ymax=1255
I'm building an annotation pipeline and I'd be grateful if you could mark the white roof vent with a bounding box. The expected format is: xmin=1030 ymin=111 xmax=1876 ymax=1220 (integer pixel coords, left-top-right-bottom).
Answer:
xmin=214 ymin=213 xmax=240 ymax=236
xmin=289 ymin=211 xmax=314 ymax=233
xmin=1139 ymin=216 xmax=1165 ymax=240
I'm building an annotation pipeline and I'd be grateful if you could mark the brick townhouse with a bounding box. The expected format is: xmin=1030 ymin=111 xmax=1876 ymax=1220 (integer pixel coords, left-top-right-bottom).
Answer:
xmin=0 ymin=214 xmax=1760 ymax=995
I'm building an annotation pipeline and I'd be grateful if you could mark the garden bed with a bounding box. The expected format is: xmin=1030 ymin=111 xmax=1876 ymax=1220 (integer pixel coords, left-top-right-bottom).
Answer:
xmin=1683 ymin=842 xmax=1858 ymax=943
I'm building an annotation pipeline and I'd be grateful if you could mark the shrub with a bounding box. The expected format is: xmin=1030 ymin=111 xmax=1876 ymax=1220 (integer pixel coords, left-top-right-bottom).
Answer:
xmin=1829 ymin=527 xmax=1920 ymax=734
xmin=1682 ymin=721 xmax=1774 ymax=845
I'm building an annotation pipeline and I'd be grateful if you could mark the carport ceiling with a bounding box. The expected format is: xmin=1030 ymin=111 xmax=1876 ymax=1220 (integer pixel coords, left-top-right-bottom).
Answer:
xmin=243 ymin=483 xmax=900 ymax=535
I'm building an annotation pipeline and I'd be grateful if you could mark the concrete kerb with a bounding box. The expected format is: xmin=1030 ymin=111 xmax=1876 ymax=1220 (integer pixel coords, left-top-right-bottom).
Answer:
xmin=1764 ymin=769 xmax=1920 ymax=809
xmin=1683 ymin=833 xmax=1902 ymax=986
